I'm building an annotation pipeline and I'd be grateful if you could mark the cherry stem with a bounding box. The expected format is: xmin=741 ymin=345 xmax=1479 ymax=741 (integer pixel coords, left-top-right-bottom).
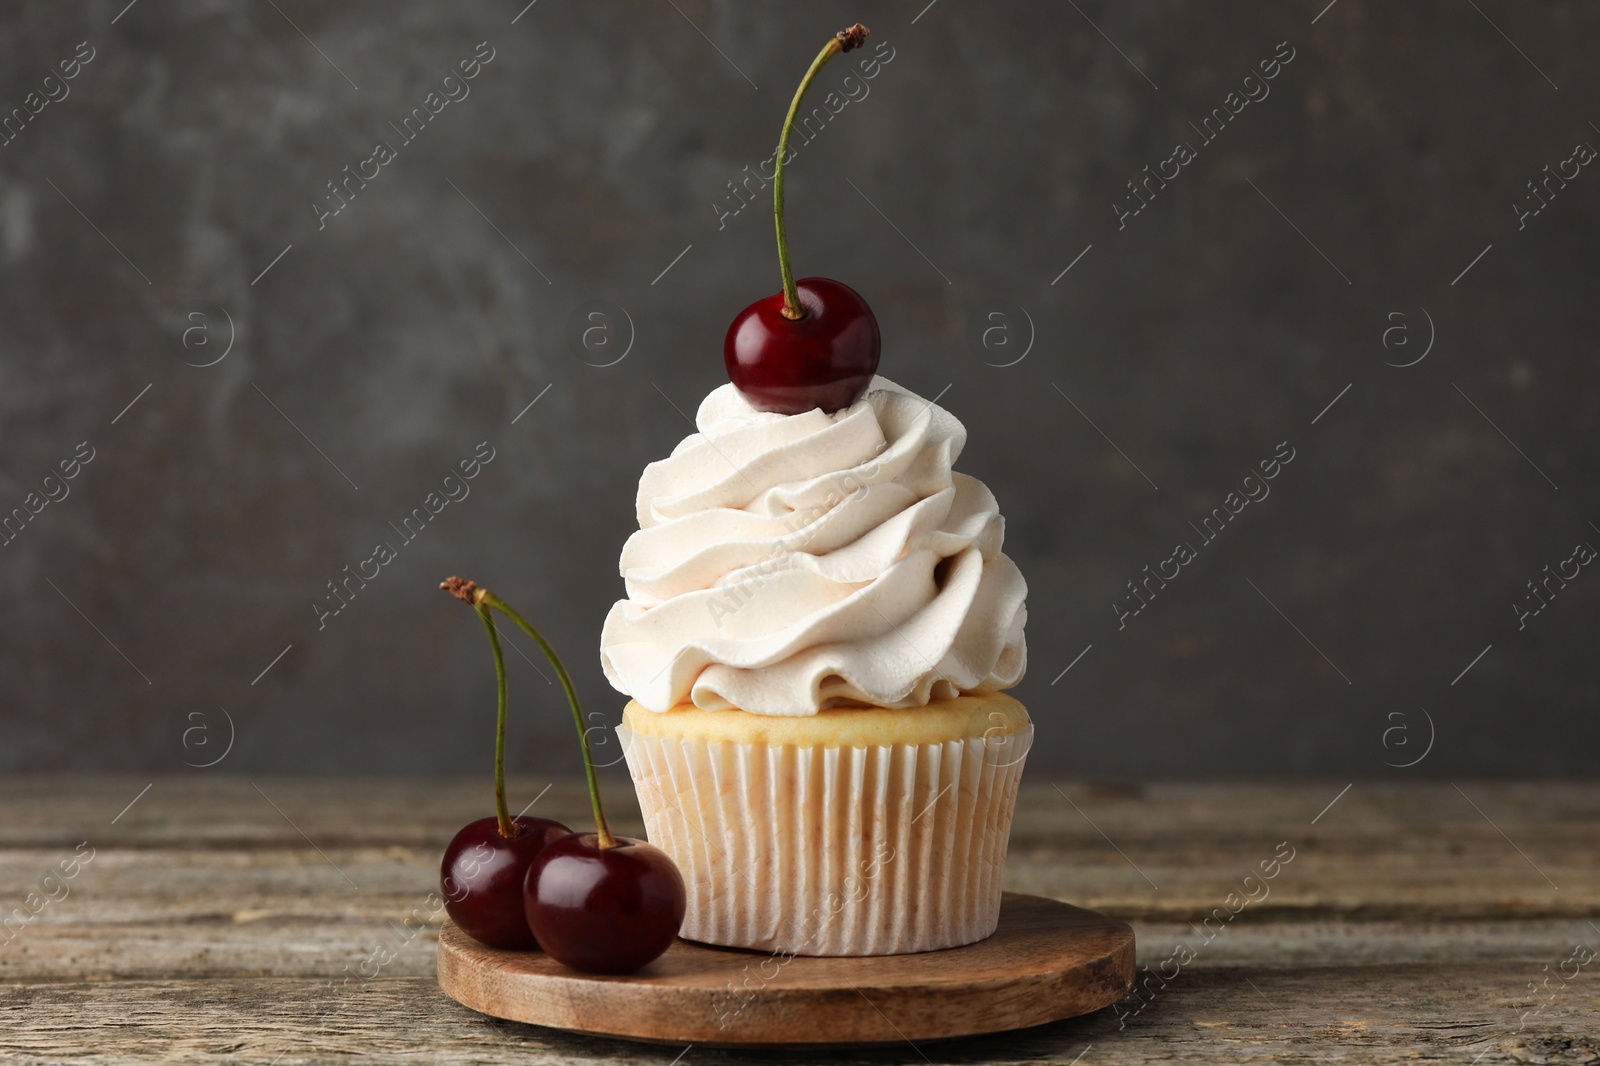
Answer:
xmin=479 ymin=591 xmax=617 ymax=849
xmin=773 ymin=24 xmax=870 ymax=320
xmin=472 ymin=601 xmax=517 ymax=839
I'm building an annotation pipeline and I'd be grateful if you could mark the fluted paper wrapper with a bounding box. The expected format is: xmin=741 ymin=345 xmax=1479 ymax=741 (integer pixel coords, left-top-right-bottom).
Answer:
xmin=618 ymin=724 xmax=1031 ymax=956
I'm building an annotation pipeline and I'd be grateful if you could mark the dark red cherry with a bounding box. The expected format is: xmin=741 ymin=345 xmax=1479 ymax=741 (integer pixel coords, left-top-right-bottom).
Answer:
xmin=441 ymin=815 xmax=570 ymax=950
xmin=724 ymin=277 xmax=880 ymax=415
xmin=524 ymin=833 xmax=687 ymax=974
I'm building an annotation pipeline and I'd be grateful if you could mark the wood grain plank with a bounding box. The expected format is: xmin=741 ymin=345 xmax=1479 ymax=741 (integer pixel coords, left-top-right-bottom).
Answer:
xmin=4 ymin=840 xmax=1589 ymax=926
xmin=4 ymin=918 xmax=1595 ymax=981
xmin=1 ymin=965 xmax=1595 ymax=1065
xmin=5 ymin=837 xmax=1588 ymax=928
xmin=8 ymin=779 xmax=1596 ymax=851
xmin=3 ymin=779 xmax=1594 ymax=919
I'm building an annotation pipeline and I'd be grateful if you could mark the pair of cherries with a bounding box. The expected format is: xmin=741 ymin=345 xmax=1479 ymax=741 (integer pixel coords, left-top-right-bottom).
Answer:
xmin=437 ymin=578 xmax=684 ymax=974
xmin=442 ymin=815 xmax=683 ymax=974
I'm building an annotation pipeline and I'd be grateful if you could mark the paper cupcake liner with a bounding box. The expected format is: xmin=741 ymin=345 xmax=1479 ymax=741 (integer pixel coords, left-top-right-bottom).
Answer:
xmin=618 ymin=722 xmax=1031 ymax=956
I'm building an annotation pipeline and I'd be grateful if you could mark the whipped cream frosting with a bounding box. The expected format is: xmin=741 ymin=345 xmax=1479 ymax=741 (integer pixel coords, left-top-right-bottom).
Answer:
xmin=600 ymin=377 xmax=1027 ymax=716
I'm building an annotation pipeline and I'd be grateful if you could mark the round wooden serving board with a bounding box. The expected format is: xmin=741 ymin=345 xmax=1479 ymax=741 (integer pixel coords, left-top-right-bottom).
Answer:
xmin=437 ymin=892 xmax=1135 ymax=1046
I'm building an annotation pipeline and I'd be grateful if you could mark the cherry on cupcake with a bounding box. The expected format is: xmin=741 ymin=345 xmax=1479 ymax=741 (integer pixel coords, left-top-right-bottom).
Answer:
xmin=441 ymin=576 xmax=687 ymax=973
xmin=438 ymin=577 xmax=570 ymax=950
xmin=725 ymin=25 xmax=881 ymax=416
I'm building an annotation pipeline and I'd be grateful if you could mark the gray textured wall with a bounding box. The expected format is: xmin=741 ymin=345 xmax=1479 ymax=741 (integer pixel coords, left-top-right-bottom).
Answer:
xmin=2 ymin=1 xmax=1596 ymax=780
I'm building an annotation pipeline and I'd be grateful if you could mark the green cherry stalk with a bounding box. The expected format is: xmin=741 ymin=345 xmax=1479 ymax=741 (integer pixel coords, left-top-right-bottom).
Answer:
xmin=441 ymin=576 xmax=614 ymax=847
xmin=773 ymin=22 xmax=870 ymax=319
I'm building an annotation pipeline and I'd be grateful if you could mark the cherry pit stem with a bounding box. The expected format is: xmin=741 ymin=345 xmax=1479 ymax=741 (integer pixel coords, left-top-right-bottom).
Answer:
xmin=442 ymin=577 xmax=616 ymax=849
xmin=472 ymin=599 xmax=517 ymax=838
xmin=773 ymin=23 xmax=870 ymax=320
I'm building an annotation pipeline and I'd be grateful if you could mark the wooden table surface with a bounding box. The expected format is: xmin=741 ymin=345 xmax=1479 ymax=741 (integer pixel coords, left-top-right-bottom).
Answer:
xmin=3 ymin=777 xmax=1596 ymax=1064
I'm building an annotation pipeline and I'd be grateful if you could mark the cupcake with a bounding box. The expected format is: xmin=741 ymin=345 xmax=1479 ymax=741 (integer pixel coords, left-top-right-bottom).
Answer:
xmin=602 ymin=378 xmax=1030 ymax=956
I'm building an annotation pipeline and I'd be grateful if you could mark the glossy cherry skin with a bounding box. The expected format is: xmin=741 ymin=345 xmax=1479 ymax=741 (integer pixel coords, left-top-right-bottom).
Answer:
xmin=725 ymin=277 xmax=881 ymax=415
xmin=524 ymin=833 xmax=687 ymax=974
xmin=441 ymin=816 xmax=571 ymax=950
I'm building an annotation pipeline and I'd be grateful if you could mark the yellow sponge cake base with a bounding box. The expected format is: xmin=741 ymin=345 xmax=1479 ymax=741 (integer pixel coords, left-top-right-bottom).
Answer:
xmin=621 ymin=692 xmax=1028 ymax=749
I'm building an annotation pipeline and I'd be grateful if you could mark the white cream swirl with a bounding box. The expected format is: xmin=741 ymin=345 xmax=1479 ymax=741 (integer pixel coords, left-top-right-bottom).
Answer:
xmin=600 ymin=377 xmax=1027 ymax=716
